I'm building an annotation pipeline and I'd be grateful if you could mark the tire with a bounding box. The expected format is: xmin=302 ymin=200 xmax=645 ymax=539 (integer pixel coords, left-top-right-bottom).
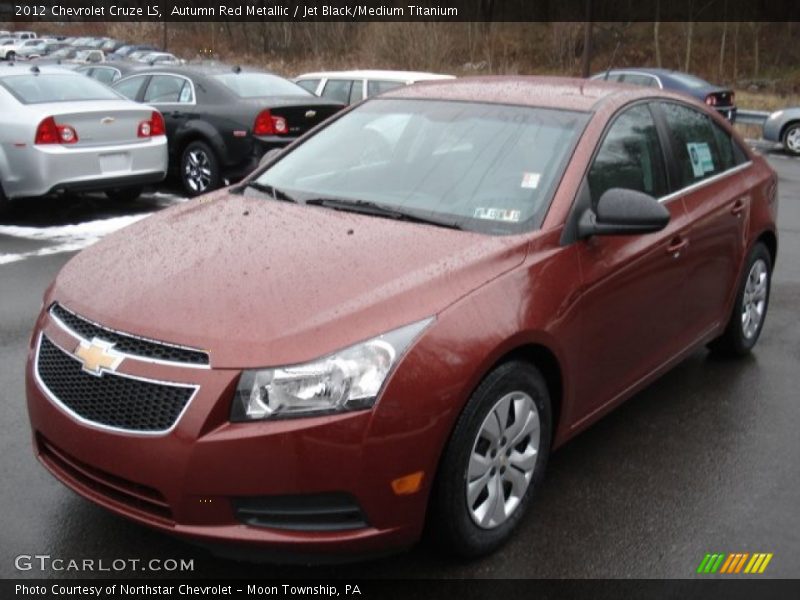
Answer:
xmin=783 ymin=123 xmax=800 ymax=156
xmin=104 ymin=186 xmax=143 ymax=203
xmin=6 ymin=51 xmax=15 ymax=61
xmin=180 ymin=140 xmax=221 ymax=197
xmin=708 ymin=242 xmax=772 ymax=357
xmin=430 ymin=360 xmax=552 ymax=557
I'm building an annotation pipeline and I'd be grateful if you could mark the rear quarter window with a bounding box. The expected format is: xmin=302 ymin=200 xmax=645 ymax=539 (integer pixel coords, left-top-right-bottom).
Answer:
xmin=660 ymin=102 xmax=726 ymax=187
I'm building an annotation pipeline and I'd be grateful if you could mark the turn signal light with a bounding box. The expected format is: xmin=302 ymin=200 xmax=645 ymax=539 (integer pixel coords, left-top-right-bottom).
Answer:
xmin=35 ymin=117 xmax=78 ymax=145
xmin=138 ymin=111 xmax=166 ymax=138
xmin=391 ymin=471 xmax=424 ymax=495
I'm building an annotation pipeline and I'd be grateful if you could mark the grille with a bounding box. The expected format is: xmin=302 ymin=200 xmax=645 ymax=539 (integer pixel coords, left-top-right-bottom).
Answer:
xmin=37 ymin=434 xmax=173 ymax=522
xmin=233 ymin=493 xmax=368 ymax=531
xmin=36 ymin=335 xmax=195 ymax=433
xmin=50 ymin=303 xmax=209 ymax=366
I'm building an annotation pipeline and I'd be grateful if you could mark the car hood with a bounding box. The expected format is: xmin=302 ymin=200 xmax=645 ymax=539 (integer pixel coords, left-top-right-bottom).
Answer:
xmin=49 ymin=193 xmax=526 ymax=368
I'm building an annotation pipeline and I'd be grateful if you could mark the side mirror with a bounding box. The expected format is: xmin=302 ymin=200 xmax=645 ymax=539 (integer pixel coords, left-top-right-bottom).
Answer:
xmin=258 ymin=147 xmax=283 ymax=169
xmin=578 ymin=188 xmax=670 ymax=238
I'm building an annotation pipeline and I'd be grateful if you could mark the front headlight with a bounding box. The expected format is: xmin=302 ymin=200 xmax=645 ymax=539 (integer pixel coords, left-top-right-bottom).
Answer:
xmin=231 ymin=317 xmax=433 ymax=421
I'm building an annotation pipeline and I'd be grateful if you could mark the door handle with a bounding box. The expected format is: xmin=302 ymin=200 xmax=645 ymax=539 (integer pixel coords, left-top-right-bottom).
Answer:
xmin=666 ymin=236 xmax=689 ymax=258
xmin=731 ymin=198 xmax=747 ymax=216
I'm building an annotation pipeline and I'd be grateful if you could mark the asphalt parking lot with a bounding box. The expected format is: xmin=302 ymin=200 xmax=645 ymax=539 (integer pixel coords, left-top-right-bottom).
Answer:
xmin=1 ymin=149 xmax=799 ymax=579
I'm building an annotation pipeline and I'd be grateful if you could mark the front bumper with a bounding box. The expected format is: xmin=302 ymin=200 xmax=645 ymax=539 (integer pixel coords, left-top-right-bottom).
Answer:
xmin=25 ymin=308 xmax=434 ymax=558
xmin=3 ymin=136 xmax=167 ymax=199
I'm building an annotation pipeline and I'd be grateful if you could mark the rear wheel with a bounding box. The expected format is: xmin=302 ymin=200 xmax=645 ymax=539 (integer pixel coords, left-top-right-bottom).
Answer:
xmin=180 ymin=141 xmax=221 ymax=197
xmin=104 ymin=186 xmax=143 ymax=203
xmin=783 ymin=123 xmax=800 ymax=156
xmin=430 ymin=360 xmax=551 ymax=557
xmin=708 ymin=242 xmax=772 ymax=356
xmin=6 ymin=51 xmax=15 ymax=61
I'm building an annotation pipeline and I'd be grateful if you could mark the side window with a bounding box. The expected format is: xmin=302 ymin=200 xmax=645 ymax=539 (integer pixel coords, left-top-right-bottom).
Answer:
xmin=321 ymin=79 xmax=352 ymax=104
xmin=144 ymin=75 xmax=192 ymax=104
xmin=710 ymin=120 xmax=749 ymax=167
xmin=348 ymin=80 xmax=363 ymax=104
xmin=113 ymin=76 xmax=147 ymax=101
xmin=92 ymin=68 xmax=119 ymax=85
xmin=296 ymin=78 xmax=320 ymax=94
xmin=620 ymin=73 xmax=657 ymax=88
xmin=367 ymin=80 xmax=404 ymax=97
xmin=587 ymin=104 xmax=668 ymax=204
xmin=661 ymin=102 xmax=725 ymax=187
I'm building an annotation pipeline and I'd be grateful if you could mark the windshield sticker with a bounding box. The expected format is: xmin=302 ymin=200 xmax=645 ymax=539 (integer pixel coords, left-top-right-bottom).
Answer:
xmin=474 ymin=208 xmax=521 ymax=222
xmin=687 ymin=142 xmax=714 ymax=177
xmin=521 ymin=172 xmax=541 ymax=189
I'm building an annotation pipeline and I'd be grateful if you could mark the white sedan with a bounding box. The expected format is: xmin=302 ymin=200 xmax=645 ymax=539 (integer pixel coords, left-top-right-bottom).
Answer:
xmin=0 ymin=65 xmax=168 ymax=206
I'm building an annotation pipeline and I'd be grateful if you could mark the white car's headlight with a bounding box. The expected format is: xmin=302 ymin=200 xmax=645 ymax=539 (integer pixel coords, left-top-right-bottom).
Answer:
xmin=231 ymin=318 xmax=433 ymax=421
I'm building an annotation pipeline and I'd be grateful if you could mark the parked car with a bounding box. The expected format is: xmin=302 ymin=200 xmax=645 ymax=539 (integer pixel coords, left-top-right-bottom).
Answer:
xmin=108 ymin=44 xmax=158 ymax=61
xmin=75 ymin=62 xmax=142 ymax=85
xmin=68 ymin=49 xmax=105 ymax=65
xmin=15 ymin=39 xmax=59 ymax=59
xmin=763 ymin=107 xmax=800 ymax=155
xmin=112 ymin=66 xmax=344 ymax=195
xmin=25 ymin=76 xmax=777 ymax=559
xmin=13 ymin=31 xmax=37 ymax=41
xmin=0 ymin=64 xmax=168 ymax=205
xmin=295 ymin=69 xmax=455 ymax=104
xmin=590 ymin=68 xmax=737 ymax=122
xmin=137 ymin=52 xmax=182 ymax=65
xmin=100 ymin=39 xmax=125 ymax=54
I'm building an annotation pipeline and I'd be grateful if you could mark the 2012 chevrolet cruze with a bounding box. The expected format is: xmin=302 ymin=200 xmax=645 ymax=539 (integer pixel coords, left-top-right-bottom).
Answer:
xmin=26 ymin=77 xmax=778 ymax=560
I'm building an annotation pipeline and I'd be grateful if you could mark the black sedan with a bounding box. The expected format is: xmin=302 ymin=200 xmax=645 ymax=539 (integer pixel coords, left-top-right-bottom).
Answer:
xmin=111 ymin=66 xmax=344 ymax=196
xmin=591 ymin=68 xmax=737 ymax=122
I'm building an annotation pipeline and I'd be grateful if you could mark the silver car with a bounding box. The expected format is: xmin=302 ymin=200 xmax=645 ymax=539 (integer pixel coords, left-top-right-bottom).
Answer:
xmin=763 ymin=108 xmax=800 ymax=156
xmin=0 ymin=65 xmax=167 ymax=205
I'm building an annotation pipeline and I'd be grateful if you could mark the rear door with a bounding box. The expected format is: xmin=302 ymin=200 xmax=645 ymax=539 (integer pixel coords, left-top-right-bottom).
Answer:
xmin=571 ymin=102 xmax=693 ymax=421
xmin=140 ymin=74 xmax=196 ymax=141
xmin=655 ymin=101 xmax=749 ymax=341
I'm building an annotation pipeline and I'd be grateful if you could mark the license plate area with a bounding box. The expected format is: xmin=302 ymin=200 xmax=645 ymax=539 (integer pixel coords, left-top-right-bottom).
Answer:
xmin=99 ymin=152 xmax=131 ymax=173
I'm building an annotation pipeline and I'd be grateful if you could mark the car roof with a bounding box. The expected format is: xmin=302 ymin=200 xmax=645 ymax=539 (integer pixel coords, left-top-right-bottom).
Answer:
xmin=0 ymin=64 xmax=84 ymax=78
xmin=297 ymin=69 xmax=455 ymax=81
xmin=380 ymin=75 xmax=656 ymax=112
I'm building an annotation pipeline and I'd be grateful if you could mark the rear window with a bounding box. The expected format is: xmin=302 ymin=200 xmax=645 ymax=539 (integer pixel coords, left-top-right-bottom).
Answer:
xmin=214 ymin=73 xmax=310 ymax=98
xmin=0 ymin=74 xmax=120 ymax=104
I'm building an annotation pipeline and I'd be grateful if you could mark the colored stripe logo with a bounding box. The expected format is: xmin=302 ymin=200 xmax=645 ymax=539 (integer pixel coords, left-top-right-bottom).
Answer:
xmin=697 ymin=552 xmax=773 ymax=574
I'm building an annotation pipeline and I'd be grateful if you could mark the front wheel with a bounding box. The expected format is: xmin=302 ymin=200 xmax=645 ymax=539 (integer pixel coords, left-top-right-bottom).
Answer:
xmin=783 ymin=123 xmax=800 ymax=156
xmin=708 ymin=242 xmax=772 ymax=356
xmin=430 ymin=360 xmax=552 ymax=557
xmin=180 ymin=141 xmax=221 ymax=197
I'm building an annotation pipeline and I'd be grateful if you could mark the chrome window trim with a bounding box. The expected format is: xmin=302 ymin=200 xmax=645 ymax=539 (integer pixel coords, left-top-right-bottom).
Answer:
xmin=34 ymin=333 xmax=200 ymax=437
xmin=658 ymin=160 xmax=752 ymax=204
xmin=49 ymin=303 xmax=211 ymax=370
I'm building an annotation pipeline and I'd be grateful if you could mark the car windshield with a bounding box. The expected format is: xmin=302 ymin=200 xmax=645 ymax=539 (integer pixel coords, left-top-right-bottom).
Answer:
xmin=214 ymin=73 xmax=311 ymax=97
xmin=254 ymin=98 xmax=588 ymax=235
xmin=668 ymin=73 xmax=711 ymax=88
xmin=0 ymin=74 xmax=121 ymax=104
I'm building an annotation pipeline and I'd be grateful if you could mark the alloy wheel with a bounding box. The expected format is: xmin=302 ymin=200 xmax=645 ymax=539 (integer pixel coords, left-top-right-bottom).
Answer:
xmin=184 ymin=149 xmax=213 ymax=193
xmin=741 ymin=258 xmax=768 ymax=339
xmin=786 ymin=126 xmax=800 ymax=154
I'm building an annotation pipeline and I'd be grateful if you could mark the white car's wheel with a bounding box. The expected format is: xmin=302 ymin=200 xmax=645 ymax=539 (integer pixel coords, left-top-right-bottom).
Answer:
xmin=783 ymin=123 xmax=800 ymax=156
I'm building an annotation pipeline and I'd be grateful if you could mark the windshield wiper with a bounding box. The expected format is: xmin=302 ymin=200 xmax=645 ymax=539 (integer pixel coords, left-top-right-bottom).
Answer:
xmin=239 ymin=181 xmax=298 ymax=203
xmin=305 ymin=197 xmax=463 ymax=230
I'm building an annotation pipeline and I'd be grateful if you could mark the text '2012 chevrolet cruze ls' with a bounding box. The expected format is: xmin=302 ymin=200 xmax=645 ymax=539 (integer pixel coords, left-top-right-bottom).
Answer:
xmin=26 ymin=77 xmax=778 ymax=560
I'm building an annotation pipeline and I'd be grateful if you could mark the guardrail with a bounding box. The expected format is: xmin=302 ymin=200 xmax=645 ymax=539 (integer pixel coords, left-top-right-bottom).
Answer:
xmin=737 ymin=109 xmax=771 ymax=127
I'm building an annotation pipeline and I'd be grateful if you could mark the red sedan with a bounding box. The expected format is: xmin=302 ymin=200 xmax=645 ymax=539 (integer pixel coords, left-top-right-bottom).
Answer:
xmin=26 ymin=77 xmax=778 ymax=559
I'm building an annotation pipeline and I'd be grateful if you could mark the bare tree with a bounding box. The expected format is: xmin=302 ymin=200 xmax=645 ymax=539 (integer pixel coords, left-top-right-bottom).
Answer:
xmin=653 ymin=0 xmax=662 ymax=68
xmin=684 ymin=0 xmax=694 ymax=72
xmin=580 ymin=0 xmax=593 ymax=78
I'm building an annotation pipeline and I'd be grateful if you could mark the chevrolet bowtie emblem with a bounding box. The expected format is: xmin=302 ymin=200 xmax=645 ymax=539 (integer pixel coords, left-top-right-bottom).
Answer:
xmin=100 ymin=116 xmax=115 ymax=125
xmin=74 ymin=338 xmax=124 ymax=376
